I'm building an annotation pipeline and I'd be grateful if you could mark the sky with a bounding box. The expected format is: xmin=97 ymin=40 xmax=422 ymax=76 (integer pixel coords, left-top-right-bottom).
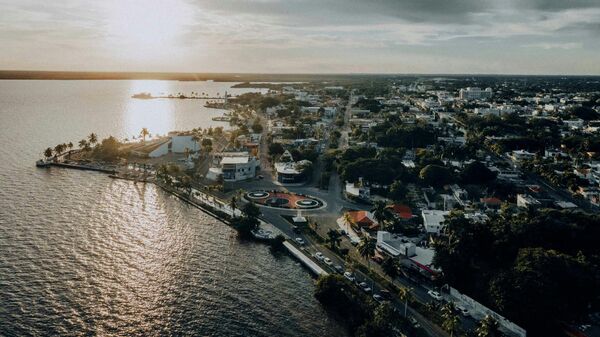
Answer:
xmin=0 ymin=0 xmax=599 ymax=75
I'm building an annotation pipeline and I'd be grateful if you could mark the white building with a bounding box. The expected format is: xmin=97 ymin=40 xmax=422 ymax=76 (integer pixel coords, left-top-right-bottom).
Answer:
xmin=459 ymin=87 xmax=493 ymax=100
xmin=421 ymin=210 xmax=450 ymax=234
xmin=147 ymin=134 xmax=201 ymax=158
xmin=517 ymin=194 xmax=541 ymax=209
xmin=207 ymin=152 xmax=260 ymax=182
xmin=376 ymin=231 xmax=439 ymax=277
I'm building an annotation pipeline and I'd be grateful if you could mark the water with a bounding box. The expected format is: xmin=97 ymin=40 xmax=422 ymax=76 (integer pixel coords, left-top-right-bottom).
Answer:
xmin=0 ymin=80 xmax=348 ymax=336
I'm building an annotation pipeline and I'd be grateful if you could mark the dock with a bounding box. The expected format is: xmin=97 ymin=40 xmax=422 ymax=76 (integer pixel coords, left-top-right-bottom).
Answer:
xmin=42 ymin=162 xmax=116 ymax=174
xmin=283 ymin=241 xmax=328 ymax=277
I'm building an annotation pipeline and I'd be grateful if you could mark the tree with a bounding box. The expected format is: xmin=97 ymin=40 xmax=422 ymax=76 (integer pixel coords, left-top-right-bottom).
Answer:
xmin=183 ymin=147 xmax=191 ymax=160
xmin=268 ymin=142 xmax=285 ymax=157
xmin=389 ymin=180 xmax=407 ymax=202
xmin=381 ymin=257 xmax=399 ymax=280
xmin=475 ymin=315 xmax=503 ymax=337
xmin=230 ymin=196 xmax=238 ymax=215
xmin=326 ymin=229 xmax=342 ymax=250
xmin=460 ymin=161 xmax=496 ymax=185
xmin=191 ymin=134 xmax=201 ymax=152
xmin=242 ymin=201 xmax=261 ymax=219
xmin=88 ymin=133 xmax=97 ymax=146
xmin=251 ymin=119 xmax=263 ymax=133
xmin=67 ymin=142 xmax=74 ymax=158
xmin=140 ymin=128 xmax=150 ymax=142
xmin=398 ymin=286 xmax=413 ymax=317
xmin=441 ymin=303 xmax=460 ymax=337
xmin=419 ymin=164 xmax=455 ymax=188
xmin=371 ymin=200 xmax=391 ymax=230
xmin=358 ymin=235 xmax=376 ymax=273
xmin=78 ymin=139 xmax=87 ymax=150
xmin=53 ymin=143 xmax=65 ymax=156
xmin=43 ymin=147 xmax=53 ymax=159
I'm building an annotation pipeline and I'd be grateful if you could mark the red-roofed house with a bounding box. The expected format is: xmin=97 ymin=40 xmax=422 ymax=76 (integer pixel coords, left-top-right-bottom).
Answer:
xmin=480 ymin=197 xmax=502 ymax=209
xmin=346 ymin=210 xmax=379 ymax=230
xmin=387 ymin=204 xmax=413 ymax=220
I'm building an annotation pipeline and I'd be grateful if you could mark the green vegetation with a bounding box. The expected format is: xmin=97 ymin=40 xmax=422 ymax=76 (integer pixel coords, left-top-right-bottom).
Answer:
xmin=432 ymin=210 xmax=600 ymax=335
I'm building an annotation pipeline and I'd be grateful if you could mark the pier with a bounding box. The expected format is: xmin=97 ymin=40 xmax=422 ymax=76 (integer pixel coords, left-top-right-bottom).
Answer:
xmin=283 ymin=241 xmax=328 ymax=276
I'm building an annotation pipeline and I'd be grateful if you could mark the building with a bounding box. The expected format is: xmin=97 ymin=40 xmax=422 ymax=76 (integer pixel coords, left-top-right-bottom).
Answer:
xmin=459 ymin=87 xmax=493 ymax=100
xmin=517 ymin=194 xmax=541 ymax=209
xmin=376 ymin=231 xmax=439 ymax=278
xmin=346 ymin=210 xmax=378 ymax=231
xmin=509 ymin=150 xmax=536 ymax=164
xmin=274 ymin=150 xmax=312 ymax=184
xmin=132 ymin=133 xmax=201 ymax=158
xmin=421 ymin=210 xmax=450 ymax=234
xmin=345 ymin=181 xmax=370 ymax=200
xmin=207 ymin=152 xmax=260 ymax=182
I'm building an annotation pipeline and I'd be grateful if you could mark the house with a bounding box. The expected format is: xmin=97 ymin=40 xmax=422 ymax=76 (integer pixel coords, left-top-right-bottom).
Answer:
xmin=517 ymin=194 xmax=541 ymax=209
xmin=577 ymin=187 xmax=600 ymax=206
xmin=509 ymin=150 xmax=536 ymax=164
xmin=480 ymin=197 xmax=502 ymax=209
xmin=421 ymin=210 xmax=450 ymax=234
xmin=386 ymin=204 xmax=413 ymax=220
xmin=346 ymin=211 xmax=378 ymax=230
xmin=206 ymin=152 xmax=260 ymax=182
xmin=376 ymin=231 xmax=439 ymax=278
xmin=345 ymin=181 xmax=370 ymax=200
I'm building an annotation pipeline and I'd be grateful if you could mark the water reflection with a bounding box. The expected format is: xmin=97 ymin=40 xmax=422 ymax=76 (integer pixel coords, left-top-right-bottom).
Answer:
xmin=125 ymin=80 xmax=174 ymax=140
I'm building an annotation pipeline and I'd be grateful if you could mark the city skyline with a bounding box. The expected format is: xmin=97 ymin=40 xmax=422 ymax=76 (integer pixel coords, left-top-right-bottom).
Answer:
xmin=1 ymin=0 xmax=599 ymax=75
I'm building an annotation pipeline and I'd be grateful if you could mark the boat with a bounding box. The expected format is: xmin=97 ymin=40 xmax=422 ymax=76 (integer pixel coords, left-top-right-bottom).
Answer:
xmin=251 ymin=228 xmax=275 ymax=240
xmin=211 ymin=116 xmax=231 ymax=122
xmin=35 ymin=159 xmax=51 ymax=167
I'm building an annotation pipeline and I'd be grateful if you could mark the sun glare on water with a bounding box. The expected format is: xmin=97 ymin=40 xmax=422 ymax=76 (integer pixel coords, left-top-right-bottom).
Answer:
xmin=104 ymin=0 xmax=193 ymax=61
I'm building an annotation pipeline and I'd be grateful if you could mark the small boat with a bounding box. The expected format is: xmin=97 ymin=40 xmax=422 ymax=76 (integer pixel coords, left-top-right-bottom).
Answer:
xmin=211 ymin=116 xmax=231 ymax=122
xmin=36 ymin=159 xmax=51 ymax=167
xmin=251 ymin=228 xmax=275 ymax=240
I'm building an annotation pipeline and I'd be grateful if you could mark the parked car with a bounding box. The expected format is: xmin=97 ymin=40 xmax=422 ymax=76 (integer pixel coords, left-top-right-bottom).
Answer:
xmin=257 ymin=175 xmax=264 ymax=180
xmin=359 ymin=282 xmax=372 ymax=293
xmin=295 ymin=237 xmax=305 ymax=245
xmin=408 ymin=316 xmax=421 ymax=329
xmin=323 ymin=257 xmax=333 ymax=265
xmin=343 ymin=271 xmax=355 ymax=282
xmin=379 ymin=289 xmax=392 ymax=300
xmin=314 ymin=252 xmax=324 ymax=261
xmin=427 ymin=290 xmax=443 ymax=301
xmin=372 ymin=294 xmax=386 ymax=303
xmin=334 ymin=265 xmax=344 ymax=274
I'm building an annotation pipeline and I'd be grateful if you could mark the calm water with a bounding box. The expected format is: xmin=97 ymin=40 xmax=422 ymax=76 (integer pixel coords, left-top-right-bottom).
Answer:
xmin=0 ymin=80 xmax=347 ymax=336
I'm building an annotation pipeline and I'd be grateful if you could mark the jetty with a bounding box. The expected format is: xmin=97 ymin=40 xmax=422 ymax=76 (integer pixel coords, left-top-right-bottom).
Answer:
xmin=283 ymin=241 xmax=328 ymax=276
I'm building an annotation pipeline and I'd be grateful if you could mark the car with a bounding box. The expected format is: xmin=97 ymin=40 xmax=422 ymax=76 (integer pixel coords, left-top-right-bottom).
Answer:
xmin=323 ymin=257 xmax=333 ymax=265
xmin=372 ymin=294 xmax=385 ymax=303
xmin=371 ymin=255 xmax=384 ymax=264
xmin=408 ymin=316 xmax=421 ymax=329
xmin=359 ymin=282 xmax=372 ymax=293
xmin=427 ymin=290 xmax=443 ymax=301
xmin=295 ymin=237 xmax=305 ymax=245
xmin=456 ymin=305 xmax=469 ymax=317
xmin=257 ymin=175 xmax=264 ymax=180
xmin=292 ymin=225 xmax=300 ymax=233
xmin=343 ymin=271 xmax=355 ymax=282
xmin=379 ymin=289 xmax=392 ymax=300
xmin=334 ymin=265 xmax=344 ymax=274
xmin=314 ymin=252 xmax=324 ymax=261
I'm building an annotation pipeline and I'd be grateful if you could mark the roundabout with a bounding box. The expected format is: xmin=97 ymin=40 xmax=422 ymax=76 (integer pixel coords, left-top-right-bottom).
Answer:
xmin=245 ymin=190 xmax=325 ymax=210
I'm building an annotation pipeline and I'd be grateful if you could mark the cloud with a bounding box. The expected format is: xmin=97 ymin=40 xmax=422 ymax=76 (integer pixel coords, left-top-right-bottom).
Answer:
xmin=524 ymin=42 xmax=583 ymax=50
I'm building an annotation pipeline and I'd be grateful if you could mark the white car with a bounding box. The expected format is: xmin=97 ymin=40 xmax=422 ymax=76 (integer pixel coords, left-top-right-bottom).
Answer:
xmin=314 ymin=252 xmax=324 ymax=260
xmin=343 ymin=271 xmax=355 ymax=282
xmin=295 ymin=237 xmax=305 ymax=245
xmin=359 ymin=282 xmax=372 ymax=293
xmin=372 ymin=294 xmax=384 ymax=303
xmin=427 ymin=290 xmax=443 ymax=301
xmin=323 ymin=257 xmax=333 ymax=265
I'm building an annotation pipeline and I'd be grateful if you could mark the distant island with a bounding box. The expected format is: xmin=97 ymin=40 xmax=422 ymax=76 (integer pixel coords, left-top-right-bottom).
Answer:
xmin=131 ymin=92 xmax=227 ymax=100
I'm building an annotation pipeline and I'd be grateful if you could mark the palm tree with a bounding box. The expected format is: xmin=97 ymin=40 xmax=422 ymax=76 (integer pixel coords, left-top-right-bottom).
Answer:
xmin=475 ymin=315 xmax=503 ymax=337
xmin=326 ymin=229 xmax=342 ymax=250
xmin=191 ymin=134 xmax=201 ymax=153
xmin=67 ymin=142 xmax=74 ymax=158
xmin=230 ymin=196 xmax=238 ymax=215
xmin=343 ymin=212 xmax=354 ymax=229
xmin=88 ymin=133 xmax=97 ymax=146
xmin=357 ymin=235 xmax=376 ymax=273
xmin=140 ymin=128 xmax=150 ymax=142
xmin=183 ymin=147 xmax=191 ymax=160
xmin=398 ymin=286 xmax=413 ymax=317
xmin=441 ymin=303 xmax=460 ymax=337
xmin=381 ymin=256 xmax=399 ymax=280
xmin=54 ymin=144 xmax=64 ymax=156
xmin=371 ymin=200 xmax=391 ymax=230
xmin=78 ymin=139 xmax=87 ymax=149
xmin=43 ymin=147 xmax=53 ymax=159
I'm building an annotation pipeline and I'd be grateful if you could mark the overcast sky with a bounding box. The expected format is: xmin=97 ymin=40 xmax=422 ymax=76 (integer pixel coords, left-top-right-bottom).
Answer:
xmin=0 ymin=0 xmax=599 ymax=74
